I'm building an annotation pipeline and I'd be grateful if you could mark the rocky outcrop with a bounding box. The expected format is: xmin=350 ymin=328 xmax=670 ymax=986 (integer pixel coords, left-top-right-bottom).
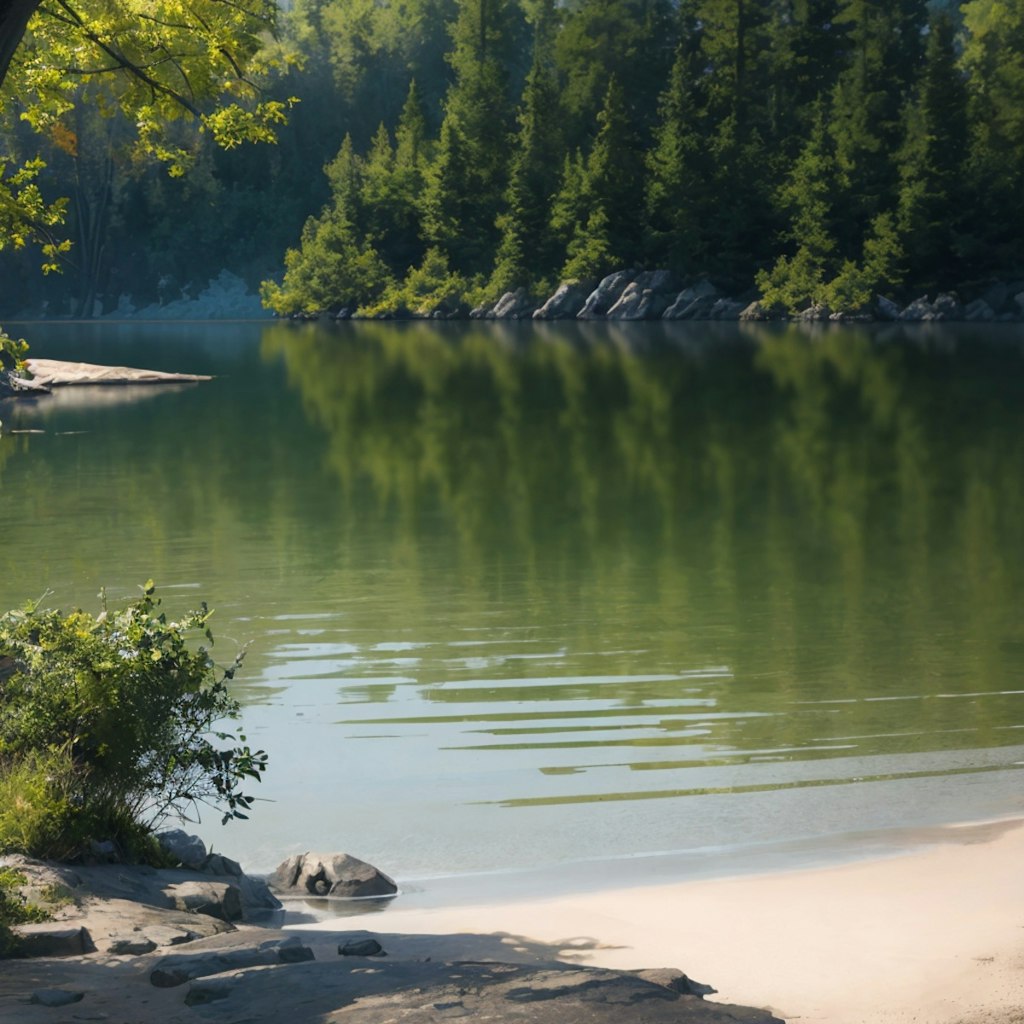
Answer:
xmin=487 ymin=288 xmax=537 ymax=320
xmin=150 ymin=936 xmax=315 ymax=987
xmin=163 ymin=881 xmax=243 ymax=922
xmin=0 ymin=853 xmax=785 ymax=1024
xmin=662 ymin=280 xmax=720 ymax=320
xmin=268 ymin=852 xmax=398 ymax=899
xmin=577 ymin=271 xmax=638 ymax=319
xmin=606 ymin=271 xmax=680 ymax=320
xmin=533 ymin=280 xmax=595 ymax=320
xmin=739 ymin=300 xmax=784 ymax=322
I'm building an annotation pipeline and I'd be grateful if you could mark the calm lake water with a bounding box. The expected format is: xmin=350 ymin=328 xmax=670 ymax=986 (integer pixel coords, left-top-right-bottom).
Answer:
xmin=1 ymin=319 xmax=1022 ymax=891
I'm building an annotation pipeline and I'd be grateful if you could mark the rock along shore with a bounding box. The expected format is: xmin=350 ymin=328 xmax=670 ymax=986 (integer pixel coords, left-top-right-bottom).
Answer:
xmin=291 ymin=270 xmax=1024 ymax=326
xmin=0 ymin=842 xmax=784 ymax=1024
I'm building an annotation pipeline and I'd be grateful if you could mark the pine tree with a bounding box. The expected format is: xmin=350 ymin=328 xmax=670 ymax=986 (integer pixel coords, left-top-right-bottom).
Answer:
xmin=960 ymin=0 xmax=1024 ymax=272
xmin=557 ymin=77 xmax=644 ymax=279
xmin=757 ymin=102 xmax=842 ymax=311
xmin=420 ymin=0 xmax=525 ymax=274
xmin=644 ymin=31 xmax=709 ymax=273
xmin=827 ymin=0 xmax=929 ymax=258
xmin=897 ymin=13 xmax=970 ymax=291
xmin=490 ymin=0 xmax=565 ymax=293
xmin=554 ymin=0 xmax=677 ymax=146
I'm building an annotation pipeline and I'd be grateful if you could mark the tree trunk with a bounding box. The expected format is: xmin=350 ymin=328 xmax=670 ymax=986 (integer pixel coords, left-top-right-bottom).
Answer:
xmin=0 ymin=0 xmax=40 ymax=90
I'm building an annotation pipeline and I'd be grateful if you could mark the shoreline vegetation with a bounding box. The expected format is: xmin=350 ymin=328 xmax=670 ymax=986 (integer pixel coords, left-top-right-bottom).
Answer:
xmin=6 ymin=3 xmax=1024 ymax=328
xmin=274 ymin=268 xmax=1024 ymax=326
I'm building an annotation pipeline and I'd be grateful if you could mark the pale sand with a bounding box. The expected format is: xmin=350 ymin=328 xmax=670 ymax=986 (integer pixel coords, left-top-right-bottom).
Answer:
xmin=296 ymin=818 xmax=1024 ymax=1024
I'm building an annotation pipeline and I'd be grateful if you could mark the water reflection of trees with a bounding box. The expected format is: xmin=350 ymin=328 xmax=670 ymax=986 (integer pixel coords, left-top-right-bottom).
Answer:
xmin=263 ymin=320 xmax=1024 ymax=759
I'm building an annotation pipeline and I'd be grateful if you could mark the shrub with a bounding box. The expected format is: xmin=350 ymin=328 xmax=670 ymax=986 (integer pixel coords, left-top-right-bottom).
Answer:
xmin=0 ymin=583 xmax=267 ymax=861
xmin=0 ymin=869 xmax=48 ymax=956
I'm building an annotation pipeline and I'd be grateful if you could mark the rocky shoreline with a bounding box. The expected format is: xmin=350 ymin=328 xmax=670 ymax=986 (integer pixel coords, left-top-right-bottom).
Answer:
xmin=0 ymin=839 xmax=784 ymax=1023
xmin=291 ymin=270 xmax=1024 ymax=325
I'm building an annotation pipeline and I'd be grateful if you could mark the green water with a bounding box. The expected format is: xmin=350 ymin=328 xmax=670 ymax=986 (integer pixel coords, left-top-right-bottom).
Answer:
xmin=1 ymin=319 xmax=1022 ymax=881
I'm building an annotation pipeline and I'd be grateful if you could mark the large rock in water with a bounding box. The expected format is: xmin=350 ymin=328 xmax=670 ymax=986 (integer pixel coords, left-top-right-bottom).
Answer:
xmin=606 ymin=270 xmax=680 ymax=320
xmin=488 ymin=288 xmax=536 ymax=320
xmin=533 ymin=280 xmax=595 ymax=320
xmin=268 ymin=852 xmax=397 ymax=898
xmin=577 ymin=270 xmax=637 ymax=319
xmin=662 ymin=279 xmax=719 ymax=320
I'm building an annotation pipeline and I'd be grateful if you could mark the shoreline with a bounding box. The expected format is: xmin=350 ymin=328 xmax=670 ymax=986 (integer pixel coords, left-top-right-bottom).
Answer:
xmin=292 ymin=815 xmax=1024 ymax=1024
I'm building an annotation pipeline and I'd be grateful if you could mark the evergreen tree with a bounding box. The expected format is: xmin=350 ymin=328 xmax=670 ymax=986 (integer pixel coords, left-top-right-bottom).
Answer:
xmin=557 ymin=77 xmax=644 ymax=279
xmin=897 ymin=13 xmax=970 ymax=291
xmin=420 ymin=0 xmax=525 ymax=274
xmin=645 ymin=28 xmax=710 ymax=273
xmin=554 ymin=0 xmax=677 ymax=145
xmin=757 ymin=102 xmax=842 ymax=311
xmin=489 ymin=0 xmax=565 ymax=293
xmin=961 ymin=0 xmax=1024 ymax=273
xmin=827 ymin=0 xmax=929 ymax=257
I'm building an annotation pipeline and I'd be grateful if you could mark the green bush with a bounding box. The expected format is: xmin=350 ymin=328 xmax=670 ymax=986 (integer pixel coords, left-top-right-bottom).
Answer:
xmin=0 ymin=869 xmax=48 ymax=956
xmin=0 ymin=328 xmax=29 ymax=375
xmin=0 ymin=583 xmax=267 ymax=861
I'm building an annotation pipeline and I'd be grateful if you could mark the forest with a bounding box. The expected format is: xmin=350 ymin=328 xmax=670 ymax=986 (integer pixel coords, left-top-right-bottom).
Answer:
xmin=1 ymin=0 xmax=1022 ymax=319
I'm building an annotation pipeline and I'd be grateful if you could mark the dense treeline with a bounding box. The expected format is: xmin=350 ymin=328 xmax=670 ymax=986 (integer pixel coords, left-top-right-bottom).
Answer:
xmin=263 ymin=0 xmax=1024 ymax=316
xmin=2 ymin=0 xmax=1023 ymax=318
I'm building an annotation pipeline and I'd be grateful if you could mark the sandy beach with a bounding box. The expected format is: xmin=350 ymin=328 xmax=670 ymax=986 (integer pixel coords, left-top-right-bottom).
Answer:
xmin=295 ymin=817 xmax=1024 ymax=1024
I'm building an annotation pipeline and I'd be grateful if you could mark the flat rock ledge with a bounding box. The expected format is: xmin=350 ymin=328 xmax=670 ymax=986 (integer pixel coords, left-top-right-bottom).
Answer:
xmin=0 ymin=850 xmax=784 ymax=1023
xmin=1 ymin=924 xmax=785 ymax=1024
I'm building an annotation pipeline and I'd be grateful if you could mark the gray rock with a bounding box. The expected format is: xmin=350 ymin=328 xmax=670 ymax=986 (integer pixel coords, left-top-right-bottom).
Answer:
xmin=797 ymin=303 xmax=831 ymax=321
xmin=606 ymin=271 xmax=680 ymax=320
xmin=630 ymin=969 xmax=716 ymax=997
xmin=965 ymin=298 xmax=996 ymax=322
xmin=105 ymin=934 xmax=158 ymax=955
xmin=30 ymin=989 xmax=85 ymax=1007
xmin=662 ymin=279 xmax=719 ymax=320
xmin=533 ymin=280 xmax=595 ymax=320
xmin=577 ymin=270 xmax=637 ymax=319
xmin=171 ymin=958 xmax=785 ymax=1023
xmin=708 ymin=298 xmax=746 ymax=321
xmin=665 ymin=294 xmax=717 ymax=320
xmin=738 ymin=300 xmax=783 ymax=322
xmin=829 ymin=310 xmax=873 ymax=322
xmin=163 ymin=880 xmax=243 ymax=922
xmin=339 ymin=938 xmax=386 ymax=957
xmin=1015 ymin=291 xmax=1024 ymax=314
xmin=489 ymin=288 xmax=536 ymax=320
xmin=931 ymin=293 xmax=963 ymax=320
xmin=151 ymin=939 xmax=315 ymax=988
xmin=469 ymin=302 xmax=493 ymax=319
xmin=268 ymin=852 xmax=397 ymax=899
xmin=157 ymin=829 xmax=208 ymax=870
xmin=201 ymin=853 xmax=243 ymax=877
xmin=875 ymin=295 xmax=902 ymax=321
xmin=185 ymin=978 xmax=236 ymax=1006
xmin=899 ymin=295 xmax=934 ymax=321
xmin=981 ymin=282 xmax=1009 ymax=312
xmin=14 ymin=924 xmax=94 ymax=957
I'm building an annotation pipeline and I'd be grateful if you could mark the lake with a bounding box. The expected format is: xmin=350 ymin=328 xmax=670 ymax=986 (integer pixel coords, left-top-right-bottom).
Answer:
xmin=1 ymin=319 xmax=1022 ymax=895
